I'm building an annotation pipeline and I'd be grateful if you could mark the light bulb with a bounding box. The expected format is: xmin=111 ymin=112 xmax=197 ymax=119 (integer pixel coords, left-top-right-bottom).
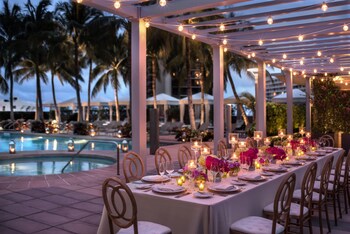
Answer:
xmin=281 ymin=66 xmax=285 ymax=70
xmin=178 ymin=24 xmax=183 ymax=31
xmin=258 ymin=39 xmax=263 ymax=46
xmin=222 ymin=39 xmax=227 ymax=45
xmin=302 ymin=70 xmax=305 ymax=75
xmin=248 ymin=54 xmax=251 ymax=59
xmin=330 ymin=57 xmax=334 ymax=63
xmin=219 ymin=23 xmax=225 ymax=31
xmin=283 ymin=54 xmax=287 ymax=59
xmin=272 ymin=58 xmax=276 ymax=63
xmin=321 ymin=2 xmax=328 ymax=12
xmin=317 ymin=50 xmax=322 ymax=56
xmin=267 ymin=16 xmax=273 ymax=25
xmin=144 ymin=19 xmax=150 ymax=28
xmin=159 ymin=0 xmax=166 ymax=7
xmin=300 ymin=59 xmax=304 ymax=65
xmin=224 ymin=47 xmax=228 ymax=52
xmin=191 ymin=34 xmax=196 ymax=40
xmin=298 ymin=35 xmax=304 ymax=41
xmin=346 ymin=82 xmax=348 ymax=86
xmin=77 ymin=0 xmax=83 ymax=3
xmin=251 ymin=52 xmax=256 ymax=57
xmin=321 ymin=78 xmax=324 ymax=82
xmin=267 ymin=63 xmax=270 ymax=67
xmin=314 ymin=69 xmax=317 ymax=73
xmin=114 ymin=0 xmax=120 ymax=9
xmin=343 ymin=24 xmax=349 ymax=31
xmin=325 ymin=72 xmax=328 ymax=76
xmin=340 ymin=67 xmax=344 ymax=71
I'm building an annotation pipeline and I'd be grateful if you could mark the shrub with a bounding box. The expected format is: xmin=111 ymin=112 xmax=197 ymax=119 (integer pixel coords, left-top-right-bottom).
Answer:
xmin=175 ymin=127 xmax=213 ymax=142
xmin=73 ymin=122 xmax=89 ymax=135
xmin=31 ymin=121 xmax=45 ymax=133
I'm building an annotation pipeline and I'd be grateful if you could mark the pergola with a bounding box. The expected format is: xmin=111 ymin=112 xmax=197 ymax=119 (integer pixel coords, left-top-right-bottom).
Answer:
xmin=77 ymin=0 xmax=350 ymax=159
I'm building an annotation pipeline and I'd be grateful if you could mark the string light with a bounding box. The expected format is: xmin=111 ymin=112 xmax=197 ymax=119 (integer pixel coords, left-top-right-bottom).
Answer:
xmin=321 ymin=2 xmax=328 ymax=12
xmin=258 ymin=39 xmax=263 ymax=46
xmin=191 ymin=34 xmax=196 ymax=40
xmin=144 ymin=19 xmax=150 ymax=28
xmin=178 ymin=24 xmax=183 ymax=31
xmin=346 ymin=82 xmax=348 ymax=86
xmin=251 ymin=52 xmax=256 ymax=57
xmin=324 ymin=72 xmax=328 ymax=76
xmin=267 ymin=16 xmax=273 ymax=25
xmin=302 ymin=70 xmax=305 ymax=75
xmin=267 ymin=64 xmax=270 ymax=67
xmin=314 ymin=68 xmax=317 ymax=73
xmin=321 ymin=78 xmax=324 ymax=82
xmin=224 ymin=47 xmax=228 ymax=52
xmin=343 ymin=24 xmax=349 ymax=31
xmin=159 ymin=0 xmax=167 ymax=7
xmin=283 ymin=54 xmax=287 ymax=59
xmin=114 ymin=0 xmax=121 ymax=9
xmin=330 ymin=57 xmax=334 ymax=63
xmin=298 ymin=35 xmax=304 ymax=42
xmin=340 ymin=67 xmax=344 ymax=71
xmin=317 ymin=50 xmax=322 ymax=56
xmin=272 ymin=58 xmax=276 ymax=63
xmin=77 ymin=0 xmax=83 ymax=3
xmin=289 ymin=68 xmax=293 ymax=72
xmin=222 ymin=39 xmax=228 ymax=45
xmin=219 ymin=23 xmax=225 ymax=31
xmin=248 ymin=54 xmax=251 ymax=59
xmin=281 ymin=66 xmax=285 ymax=70
xmin=300 ymin=59 xmax=304 ymax=65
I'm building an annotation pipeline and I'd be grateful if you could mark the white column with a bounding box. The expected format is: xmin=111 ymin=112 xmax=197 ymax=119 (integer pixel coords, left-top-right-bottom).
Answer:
xmin=212 ymin=45 xmax=224 ymax=153
xmin=109 ymin=105 xmax=113 ymax=122
xmin=131 ymin=20 xmax=147 ymax=159
xmin=286 ymin=69 xmax=293 ymax=134
xmin=305 ymin=76 xmax=311 ymax=131
xmin=256 ymin=60 xmax=266 ymax=136
xmin=180 ymin=103 xmax=184 ymax=123
xmin=82 ymin=106 xmax=86 ymax=121
xmin=205 ymin=103 xmax=210 ymax=123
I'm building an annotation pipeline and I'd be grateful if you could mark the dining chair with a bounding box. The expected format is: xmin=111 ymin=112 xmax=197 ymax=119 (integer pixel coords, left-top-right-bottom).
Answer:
xmin=122 ymin=151 xmax=145 ymax=183
xmin=217 ymin=139 xmax=227 ymax=157
xmin=102 ymin=177 xmax=172 ymax=234
xmin=319 ymin=135 xmax=334 ymax=147
xmin=266 ymin=162 xmax=317 ymax=234
xmin=245 ymin=137 xmax=255 ymax=148
xmin=314 ymin=151 xmax=345 ymax=226
xmin=230 ymin=173 xmax=296 ymax=234
xmin=338 ymin=151 xmax=350 ymax=214
xmin=177 ymin=145 xmax=193 ymax=169
xmin=155 ymin=147 xmax=172 ymax=175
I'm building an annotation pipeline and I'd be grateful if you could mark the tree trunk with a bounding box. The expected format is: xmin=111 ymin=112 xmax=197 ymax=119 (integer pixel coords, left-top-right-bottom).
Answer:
xmin=114 ymin=88 xmax=120 ymax=122
xmin=8 ymin=63 xmax=14 ymax=122
xmin=200 ymin=65 xmax=205 ymax=125
xmin=51 ymin=71 xmax=60 ymax=123
xmin=185 ymin=37 xmax=196 ymax=130
xmin=226 ymin=67 xmax=249 ymax=126
xmin=86 ymin=59 xmax=92 ymax=122
xmin=152 ymin=56 xmax=157 ymax=109
xmin=74 ymin=38 xmax=83 ymax=122
xmin=35 ymin=65 xmax=44 ymax=122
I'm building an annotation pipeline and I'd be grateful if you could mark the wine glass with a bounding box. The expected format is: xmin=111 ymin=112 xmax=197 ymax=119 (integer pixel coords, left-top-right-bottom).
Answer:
xmin=210 ymin=163 xmax=218 ymax=183
xmin=159 ymin=162 xmax=165 ymax=177
xmin=166 ymin=161 xmax=174 ymax=178
xmin=222 ymin=149 xmax=230 ymax=161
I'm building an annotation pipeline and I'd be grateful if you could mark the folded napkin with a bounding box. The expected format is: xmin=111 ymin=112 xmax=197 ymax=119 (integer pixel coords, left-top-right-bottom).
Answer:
xmin=142 ymin=175 xmax=166 ymax=182
xmin=155 ymin=184 xmax=182 ymax=192
xmin=283 ymin=160 xmax=301 ymax=165
xmin=211 ymin=183 xmax=236 ymax=191
xmin=239 ymin=173 xmax=262 ymax=180
xmin=135 ymin=184 xmax=152 ymax=189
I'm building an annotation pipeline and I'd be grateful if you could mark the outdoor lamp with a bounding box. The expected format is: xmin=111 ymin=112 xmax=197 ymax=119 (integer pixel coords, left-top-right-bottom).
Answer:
xmin=117 ymin=130 xmax=122 ymax=138
xmin=45 ymin=127 xmax=50 ymax=134
xmin=121 ymin=140 xmax=129 ymax=152
xmin=229 ymin=133 xmax=239 ymax=145
xmin=67 ymin=138 xmax=75 ymax=152
xmin=9 ymin=140 xmax=16 ymax=154
xmin=89 ymin=128 xmax=96 ymax=137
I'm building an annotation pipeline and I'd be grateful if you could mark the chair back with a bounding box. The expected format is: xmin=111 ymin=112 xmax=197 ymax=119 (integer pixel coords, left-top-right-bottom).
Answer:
xmin=155 ymin=147 xmax=172 ymax=174
xmin=319 ymin=135 xmax=334 ymax=147
xmin=245 ymin=137 xmax=256 ymax=148
xmin=217 ymin=139 xmax=227 ymax=158
xmin=273 ymin=173 xmax=296 ymax=233
xmin=102 ymin=177 xmax=138 ymax=234
xmin=299 ymin=162 xmax=318 ymax=215
xmin=178 ymin=145 xmax=193 ymax=169
xmin=341 ymin=151 xmax=350 ymax=187
xmin=123 ymin=151 xmax=145 ymax=183
xmin=317 ymin=155 xmax=334 ymax=198
xmin=332 ymin=151 xmax=346 ymax=191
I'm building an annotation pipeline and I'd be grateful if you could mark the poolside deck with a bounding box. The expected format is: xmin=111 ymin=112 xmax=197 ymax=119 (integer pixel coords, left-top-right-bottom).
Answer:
xmin=1 ymin=141 xmax=350 ymax=233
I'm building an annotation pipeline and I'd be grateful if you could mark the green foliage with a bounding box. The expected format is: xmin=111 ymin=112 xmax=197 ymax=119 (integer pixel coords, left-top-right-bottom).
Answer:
xmin=73 ymin=122 xmax=89 ymax=135
xmin=175 ymin=127 xmax=213 ymax=142
xmin=312 ymin=78 xmax=350 ymax=133
xmin=31 ymin=120 xmax=45 ymax=133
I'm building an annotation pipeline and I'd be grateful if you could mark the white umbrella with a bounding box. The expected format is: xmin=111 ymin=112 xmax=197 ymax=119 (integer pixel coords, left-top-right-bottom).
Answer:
xmin=271 ymin=89 xmax=308 ymax=103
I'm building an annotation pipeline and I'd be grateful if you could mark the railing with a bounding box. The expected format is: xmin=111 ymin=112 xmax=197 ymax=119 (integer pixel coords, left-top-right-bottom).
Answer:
xmin=3 ymin=121 xmax=15 ymax=130
xmin=61 ymin=140 xmax=122 ymax=174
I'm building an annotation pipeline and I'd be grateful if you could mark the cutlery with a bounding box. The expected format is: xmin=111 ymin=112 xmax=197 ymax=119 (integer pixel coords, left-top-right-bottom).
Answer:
xmin=175 ymin=192 xmax=191 ymax=198
xmin=143 ymin=188 xmax=153 ymax=192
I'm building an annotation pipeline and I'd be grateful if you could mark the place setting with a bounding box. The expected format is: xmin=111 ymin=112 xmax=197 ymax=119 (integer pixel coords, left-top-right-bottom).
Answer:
xmin=262 ymin=165 xmax=288 ymax=173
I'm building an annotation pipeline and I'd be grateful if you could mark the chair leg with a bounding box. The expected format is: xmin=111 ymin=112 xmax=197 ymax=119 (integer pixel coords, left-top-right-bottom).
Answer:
xmin=308 ymin=217 xmax=313 ymax=234
xmin=345 ymin=188 xmax=349 ymax=214
xmin=337 ymin=193 xmax=342 ymax=219
xmin=319 ymin=204 xmax=323 ymax=234
xmin=333 ymin=195 xmax=338 ymax=226
xmin=324 ymin=201 xmax=331 ymax=233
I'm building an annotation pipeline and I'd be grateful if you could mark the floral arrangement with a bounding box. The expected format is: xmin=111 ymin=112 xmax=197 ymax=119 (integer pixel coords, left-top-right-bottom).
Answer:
xmin=198 ymin=155 xmax=240 ymax=174
xmin=191 ymin=169 xmax=208 ymax=182
xmin=265 ymin=147 xmax=287 ymax=160
xmin=239 ymin=148 xmax=258 ymax=164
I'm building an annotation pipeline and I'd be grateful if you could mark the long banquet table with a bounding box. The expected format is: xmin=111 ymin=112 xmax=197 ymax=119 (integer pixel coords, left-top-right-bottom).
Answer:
xmin=97 ymin=148 xmax=343 ymax=234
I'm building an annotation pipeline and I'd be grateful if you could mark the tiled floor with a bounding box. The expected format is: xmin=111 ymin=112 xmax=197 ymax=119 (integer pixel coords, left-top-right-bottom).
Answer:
xmin=1 ymin=141 xmax=350 ymax=233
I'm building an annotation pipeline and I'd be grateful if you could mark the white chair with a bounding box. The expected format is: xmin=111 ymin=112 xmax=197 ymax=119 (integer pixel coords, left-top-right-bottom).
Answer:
xmin=230 ymin=173 xmax=296 ymax=234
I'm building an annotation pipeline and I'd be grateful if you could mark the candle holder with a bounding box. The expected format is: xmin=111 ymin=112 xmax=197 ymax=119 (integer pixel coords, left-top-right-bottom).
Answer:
xmin=228 ymin=133 xmax=239 ymax=149
xmin=201 ymin=146 xmax=210 ymax=156
xmin=287 ymin=134 xmax=293 ymax=142
xmin=9 ymin=140 xmax=16 ymax=154
xmin=254 ymin=131 xmax=263 ymax=147
xmin=278 ymin=129 xmax=286 ymax=139
xmin=190 ymin=137 xmax=202 ymax=163
xmin=67 ymin=138 xmax=74 ymax=152
xmin=121 ymin=140 xmax=129 ymax=152
xmin=264 ymin=137 xmax=271 ymax=147
xmin=299 ymin=127 xmax=305 ymax=136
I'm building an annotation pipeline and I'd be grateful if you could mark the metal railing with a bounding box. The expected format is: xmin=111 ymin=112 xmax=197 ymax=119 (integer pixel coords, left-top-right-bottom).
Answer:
xmin=61 ymin=140 xmax=122 ymax=174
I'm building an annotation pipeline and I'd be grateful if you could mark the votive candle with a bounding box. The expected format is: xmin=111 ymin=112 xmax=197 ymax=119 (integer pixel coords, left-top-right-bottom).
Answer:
xmin=198 ymin=182 xmax=205 ymax=192
xmin=177 ymin=178 xmax=183 ymax=186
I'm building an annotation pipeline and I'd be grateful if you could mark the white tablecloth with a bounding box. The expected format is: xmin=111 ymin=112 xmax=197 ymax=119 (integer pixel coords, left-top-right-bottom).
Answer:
xmin=97 ymin=149 xmax=343 ymax=234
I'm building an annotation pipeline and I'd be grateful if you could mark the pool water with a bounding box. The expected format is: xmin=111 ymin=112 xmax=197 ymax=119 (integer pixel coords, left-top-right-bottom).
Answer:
xmin=0 ymin=132 xmax=130 ymax=152
xmin=0 ymin=156 xmax=116 ymax=176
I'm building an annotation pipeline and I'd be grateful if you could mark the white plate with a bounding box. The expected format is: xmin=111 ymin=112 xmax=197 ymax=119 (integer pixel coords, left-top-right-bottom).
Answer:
xmin=152 ymin=184 xmax=186 ymax=194
xmin=238 ymin=175 xmax=267 ymax=182
xmin=142 ymin=175 xmax=170 ymax=183
xmin=178 ymin=169 xmax=184 ymax=173
xmin=260 ymin=171 xmax=274 ymax=176
xmin=193 ymin=191 xmax=213 ymax=198
xmin=262 ymin=167 xmax=288 ymax=173
xmin=296 ymin=156 xmax=317 ymax=161
xmin=135 ymin=184 xmax=152 ymax=190
xmin=231 ymin=180 xmax=247 ymax=186
xmin=282 ymin=161 xmax=303 ymax=166
xmin=208 ymin=184 xmax=240 ymax=193
xmin=132 ymin=180 xmax=145 ymax=184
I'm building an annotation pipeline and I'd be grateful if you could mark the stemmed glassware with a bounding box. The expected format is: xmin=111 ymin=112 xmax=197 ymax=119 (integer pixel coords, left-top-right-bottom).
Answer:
xmin=210 ymin=163 xmax=219 ymax=183
xmin=190 ymin=137 xmax=202 ymax=164
xmin=166 ymin=161 xmax=174 ymax=178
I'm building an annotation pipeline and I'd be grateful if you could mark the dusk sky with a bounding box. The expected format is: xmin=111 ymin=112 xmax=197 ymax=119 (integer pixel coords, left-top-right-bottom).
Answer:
xmin=2 ymin=0 xmax=256 ymax=103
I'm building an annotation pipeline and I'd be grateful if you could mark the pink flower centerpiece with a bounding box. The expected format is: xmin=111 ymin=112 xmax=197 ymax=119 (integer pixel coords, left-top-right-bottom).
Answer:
xmin=265 ymin=147 xmax=287 ymax=161
xmin=239 ymin=148 xmax=258 ymax=165
xmin=204 ymin=155 xmax=240 ymax=175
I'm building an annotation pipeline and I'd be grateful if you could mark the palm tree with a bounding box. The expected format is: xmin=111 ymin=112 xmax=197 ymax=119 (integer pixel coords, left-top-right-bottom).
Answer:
xmin=55 ymin=1 xmax=102 ymax=122
xmin=0 ymin=0 xmax=23 ymax=121
xmin=239 ymin=91 xmax=256 ymax=122
xmin=92 ymin=34 xmax=128 ymax=122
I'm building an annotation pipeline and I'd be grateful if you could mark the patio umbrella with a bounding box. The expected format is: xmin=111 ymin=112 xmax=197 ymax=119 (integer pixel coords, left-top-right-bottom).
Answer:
xmin=271 ymin=89 xmax=308 ymax=104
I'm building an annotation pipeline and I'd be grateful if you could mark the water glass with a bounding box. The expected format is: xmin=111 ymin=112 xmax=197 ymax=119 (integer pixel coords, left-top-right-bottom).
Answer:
xmin=166 ymin=161 xmax=174 ymax=177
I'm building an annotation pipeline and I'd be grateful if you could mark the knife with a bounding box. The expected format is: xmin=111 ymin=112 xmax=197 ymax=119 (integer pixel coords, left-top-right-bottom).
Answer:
xmin=175 ymin=192 xmax=191 ymax=198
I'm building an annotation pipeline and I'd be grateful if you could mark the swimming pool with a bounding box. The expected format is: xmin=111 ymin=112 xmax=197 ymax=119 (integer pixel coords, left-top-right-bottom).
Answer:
xmin=0 ymin=155 xmax=116 ymax=176
xmin=0 ymin=132 xmax=130 ymax=152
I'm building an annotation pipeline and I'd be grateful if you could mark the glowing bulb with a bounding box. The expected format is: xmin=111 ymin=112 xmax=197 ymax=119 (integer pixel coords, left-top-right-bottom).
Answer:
xmin=251 ymin=52 xmax=256 ymax=57
xmin=224 ymin=47 xmax=228 ymax=52
xmin=219 ymin=23 xmax=225 ymax=31
xmin=317 ymin=51 xmax=322 ymax=56
xmin=178 ymin=24 xmax=183 ymax=31
xmin=283 ymin=54 xmax=287 ymax=59
xmin=144 ymin=19 xmax=150 ymax=28
xmin=346 ymin=82 xmax=348 ymax=86
xmin=348 ymin=71 xmax=350 ymax=75
xmin=222 ymin=39 xmax=227 ymax=45
xmin=330 ymin=57 xmax=334 ymax=63
xmin=321 ymin=78 xmax=324 ymax=82
xmin=340 ymin=67 xmax=344 ymax=71
xmin=343 ymin=24 xmax=349 ymax=31
xmin=303 ymin=75 xmax=306 ymax=78
xmin=314 ymin=69 xmax=317 ymax=73
xmin=267 ymin=16 xmax=273 ymax=25
xmin=159 ymin=0 xmax=166 ymax=7
xmin=114 ymin=0 xmax=121 ymax=9
xmin=281 ymin=66 xmax=285 ymax=70
xmin=289 ymin=68 xmax=293 ymax=72
xmin=325 ymin=72 xmax=328 ymax=76
xmin=298 ymin=35 xmax=304 ymax=41
xmin=321 ymin=2 xmax=328 ymax=12
xmin=272 ymin=58 xmax=276 ymax=63
xmin=300 ymin=59 xmax=304 ymax=65
xmin=258 ymin=39 xmax=263 ymax=46
xmin=77 ymin=0 xmax=83 ymax=3
xmin=191 ymin=34 xmax=196 ymax=40
xmin=302 ymin=70 xmax=305 ymax=75
xmin=248 ymin=54 xmax=251 ymax=59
